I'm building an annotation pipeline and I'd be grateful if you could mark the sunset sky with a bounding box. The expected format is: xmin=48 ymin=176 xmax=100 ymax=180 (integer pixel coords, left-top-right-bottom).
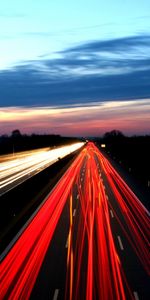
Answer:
xmin=0 ymin=0 xmax=150 ymax=136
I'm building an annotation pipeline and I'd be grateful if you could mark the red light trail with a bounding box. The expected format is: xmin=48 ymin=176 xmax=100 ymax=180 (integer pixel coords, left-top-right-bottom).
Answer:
xmin=65 ymin=144 xmax=133 ymax=300
xmin=0 ymin=150 xmax=84 ymax=299
xmin=0 ymin=143 xmax=149 ymax=299
xmin=96 ymin=147 xmax=150 ymax=275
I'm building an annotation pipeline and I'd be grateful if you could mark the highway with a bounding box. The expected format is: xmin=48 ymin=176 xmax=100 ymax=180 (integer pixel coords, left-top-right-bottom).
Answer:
xmin=0 ymin=142 xmax=84 ymax=196
xmin=0 ymin=143 xmax=149 ymax=300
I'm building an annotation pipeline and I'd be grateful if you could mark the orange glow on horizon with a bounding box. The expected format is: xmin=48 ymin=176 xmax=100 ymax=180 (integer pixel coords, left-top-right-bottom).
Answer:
xmin=0 ymin=99 xmax=150 ymax=136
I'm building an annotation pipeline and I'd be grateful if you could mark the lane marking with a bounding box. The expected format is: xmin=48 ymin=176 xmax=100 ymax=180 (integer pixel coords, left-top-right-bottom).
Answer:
xmin=133 ymin=291 xmax=140 ymax=300
xmin=147 ymin=211 xmax=150 ymax=217
xmin=73 ymin=209 xmax=76 ymax=217
xmin=65 ymin=236 xmax=69 ymax=248
xmin=117 ymin=236 xmax=124 ymax=250
xmin=77 ymin=194 xmax=79 ymax=199
xmin=106 ymin=195 xmax=108 ymax=200
xmin=110 ymin=210 xmax=114 ymax=218
xmin=53 ymin=289 xmax=59 ymax=300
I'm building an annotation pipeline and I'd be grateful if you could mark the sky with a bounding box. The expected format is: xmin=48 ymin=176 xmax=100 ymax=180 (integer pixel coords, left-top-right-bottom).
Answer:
xmin=0 ymin=0 xmax=150 ymax=136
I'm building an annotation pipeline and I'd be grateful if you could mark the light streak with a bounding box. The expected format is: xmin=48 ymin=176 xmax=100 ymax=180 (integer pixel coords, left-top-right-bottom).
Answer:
xmin=0 ymin=142 xmax=149 ymax=299
xmin=66 ymin=143 xmax=132 ymax=300
xmin=0 ymin=142 xmax=84 ymax=193
xmin=96 ymin=147 xmax=150 ymax=275
xmin=66 ymin=194 xmax=74 ymax=300
xmin=0 ymin=149 xmax=85 ymax=299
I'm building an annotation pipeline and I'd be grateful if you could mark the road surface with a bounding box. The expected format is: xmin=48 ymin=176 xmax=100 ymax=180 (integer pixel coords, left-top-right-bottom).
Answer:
xmin=0 ymin=142 xmax=149 ymax=300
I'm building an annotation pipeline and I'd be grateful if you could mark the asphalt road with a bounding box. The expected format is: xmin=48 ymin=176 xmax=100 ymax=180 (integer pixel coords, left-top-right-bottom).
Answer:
xmin=30 ymin=155 xmax=149 ymax=300
xmin=0 ymin=143 xmax=149 ymax=300
xmin=97 ymin=160 xmax=149 ymax=300
xmin=0 ymin=148 xmax=84 ymax=254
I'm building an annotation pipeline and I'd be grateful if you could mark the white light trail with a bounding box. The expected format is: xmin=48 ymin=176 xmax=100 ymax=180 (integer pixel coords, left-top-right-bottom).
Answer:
xmin=0 ymin=142 xmax=84 ymax=194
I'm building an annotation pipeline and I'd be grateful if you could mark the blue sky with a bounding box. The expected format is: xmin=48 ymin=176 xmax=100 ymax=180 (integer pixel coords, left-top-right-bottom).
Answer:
xmin=0 ymin=0 xmax=150 ymax=136
xmin=1 ymin=0 xmax=150 ymax=69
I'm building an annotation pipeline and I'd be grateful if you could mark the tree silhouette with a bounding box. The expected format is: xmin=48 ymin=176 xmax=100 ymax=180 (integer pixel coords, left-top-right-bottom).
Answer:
xmin=103 ymin=130 xmax=124 ymax=139
xmin=11 ymin=129 xmax=21 ymax=137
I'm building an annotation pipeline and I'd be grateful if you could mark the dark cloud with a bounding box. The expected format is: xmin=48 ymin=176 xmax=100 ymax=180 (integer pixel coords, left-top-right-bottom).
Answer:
xmin=0 ymin=35 xmax=150 ymax=107
xmin=62 ymin=34 xmax=150 ymax=54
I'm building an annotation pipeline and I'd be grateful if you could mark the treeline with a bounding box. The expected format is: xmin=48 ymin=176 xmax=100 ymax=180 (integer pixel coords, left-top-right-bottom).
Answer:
xmin=0 ymin=130 xmax=82 ymax=155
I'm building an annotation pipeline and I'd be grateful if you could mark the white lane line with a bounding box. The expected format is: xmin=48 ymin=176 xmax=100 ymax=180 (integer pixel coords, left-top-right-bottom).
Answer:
xmin=65 ymin=236 xmax=69 ymax=248
xmin=106 ymin=195 xmax=108 ymax=200
xmin=147 ymin=211 xmax=150 ymax=217
xmin=77 ymin=194 xmax=79 ymax=199
xmin=117 ymin=236 xmax=124 ymax=250
xmin=81 ymin=178 xmax=83 ymax=182
xmin=133 ymin=291 xmax=140 ymax=300
xmin=73 ymin=209 xmax=76 ymax=217
xmin=110 ymin=209 xmax=114 ymax=218
xmin=53 ymin=289 xmax=59 ymax=300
